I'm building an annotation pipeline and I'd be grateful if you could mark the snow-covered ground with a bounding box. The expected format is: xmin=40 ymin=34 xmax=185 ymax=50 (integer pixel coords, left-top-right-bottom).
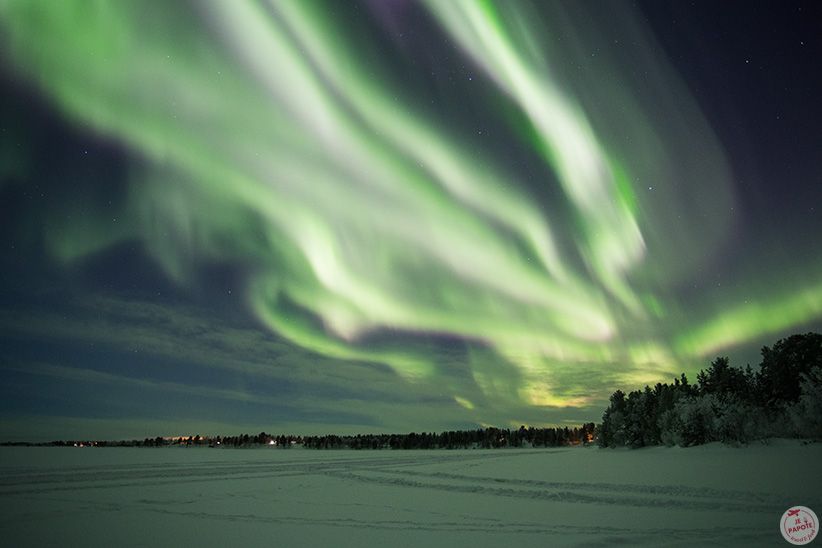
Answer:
xmin=1 ymin=441 xmax=819 ymax=547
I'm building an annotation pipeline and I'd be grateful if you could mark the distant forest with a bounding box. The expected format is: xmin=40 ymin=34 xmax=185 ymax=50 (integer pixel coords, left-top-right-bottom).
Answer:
xmin=598 ymin=332 xmax=822 ymax=448
xmin=44 ymin=424 xmax=596 ymax=450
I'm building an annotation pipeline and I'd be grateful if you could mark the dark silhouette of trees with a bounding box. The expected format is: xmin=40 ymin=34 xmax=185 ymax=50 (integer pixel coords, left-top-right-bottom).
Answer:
xmin=598 ymin=390 xmax=626 ymax=447
xmin=52 ymin=424 xmax=598 ymax=450
xmin=696 ymin=357 xmax=753 ymax=401
xmin=598 ymin=332 xmax=822 ymax=448
xmin=758 ymin=333 xmax=822 ymax=406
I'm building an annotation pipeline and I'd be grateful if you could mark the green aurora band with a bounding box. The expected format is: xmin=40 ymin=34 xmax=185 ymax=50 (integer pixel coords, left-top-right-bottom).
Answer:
xmin=1 ymin=0 xmax=820 ymax=419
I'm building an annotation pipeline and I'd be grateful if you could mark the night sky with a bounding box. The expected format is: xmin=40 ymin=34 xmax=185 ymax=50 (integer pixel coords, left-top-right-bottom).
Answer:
xmin=1 ymin=1 xmax=820 ymax=442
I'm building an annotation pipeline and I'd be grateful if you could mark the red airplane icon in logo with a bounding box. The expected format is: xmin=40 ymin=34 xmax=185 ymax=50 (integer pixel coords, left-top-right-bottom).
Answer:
xmin=787 ymin=509 xmax=801 ymax=517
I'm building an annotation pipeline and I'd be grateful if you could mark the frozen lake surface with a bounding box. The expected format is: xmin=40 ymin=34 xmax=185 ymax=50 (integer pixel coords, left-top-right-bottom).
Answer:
xmin=1 ymin=441 xmax=820 ymax=547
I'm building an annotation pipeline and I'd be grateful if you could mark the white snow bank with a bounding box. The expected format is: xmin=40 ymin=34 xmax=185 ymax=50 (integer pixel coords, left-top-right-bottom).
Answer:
xmin=0 ymin=441 xmax=819 ymax=547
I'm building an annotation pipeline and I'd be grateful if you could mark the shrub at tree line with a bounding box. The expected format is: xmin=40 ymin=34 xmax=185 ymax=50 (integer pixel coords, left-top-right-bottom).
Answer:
xmin=597 ymin=332 xmax=822 ymax=447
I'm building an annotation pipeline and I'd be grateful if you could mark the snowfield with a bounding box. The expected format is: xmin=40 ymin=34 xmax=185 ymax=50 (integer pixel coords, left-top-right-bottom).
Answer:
xmin=1 ymin=441 xmax=820 ymax=547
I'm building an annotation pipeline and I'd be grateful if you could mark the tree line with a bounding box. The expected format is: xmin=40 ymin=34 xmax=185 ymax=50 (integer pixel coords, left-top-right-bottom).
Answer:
xmin=42 ymin=424 xmax=596 ymax=450
xmin=597 ymin=332 xmax=822 ymax=448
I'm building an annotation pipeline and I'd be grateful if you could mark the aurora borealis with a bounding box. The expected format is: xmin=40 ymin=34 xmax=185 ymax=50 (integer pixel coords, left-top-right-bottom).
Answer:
xmin=1 ymin=1 xmax=820 ymax=441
